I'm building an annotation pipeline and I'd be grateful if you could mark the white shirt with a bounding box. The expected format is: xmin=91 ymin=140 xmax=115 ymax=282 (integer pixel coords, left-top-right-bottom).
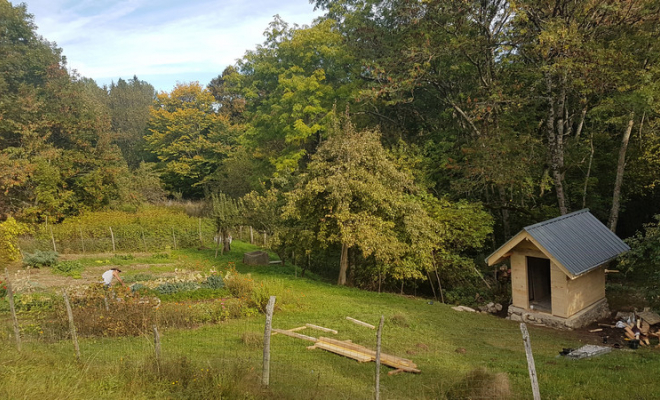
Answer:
xmin=102 ymin=270 xmax=114 ymax=285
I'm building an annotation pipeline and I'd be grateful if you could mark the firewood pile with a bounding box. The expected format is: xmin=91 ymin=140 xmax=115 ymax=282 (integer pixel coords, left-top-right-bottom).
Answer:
xmin=601 ymin=310 xmax=660 ymax=348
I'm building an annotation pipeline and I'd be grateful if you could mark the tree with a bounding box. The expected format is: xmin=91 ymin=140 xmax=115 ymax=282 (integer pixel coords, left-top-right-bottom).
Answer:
xmin=283 ymin=114 xmax=491 ymax=286
xmin=211 ymin=193 xmax=243 ymax=255
xmin=106 ymin=76 xmax=156 ymax=169
xmin=0 ymin=1 xmax=127 ymax=220
xmin=237 ymin=17 xmax=359 ymax=176
xmin=145 ymin=82 xmax=239 ymax=198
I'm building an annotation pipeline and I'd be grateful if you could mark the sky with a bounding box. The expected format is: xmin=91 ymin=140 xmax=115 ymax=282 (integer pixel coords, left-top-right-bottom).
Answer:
xmin=16 ymin=0 xmax=323 ymax=92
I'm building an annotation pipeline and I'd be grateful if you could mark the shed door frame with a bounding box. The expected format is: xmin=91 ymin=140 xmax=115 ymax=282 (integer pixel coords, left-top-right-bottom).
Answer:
xmin=526 ymin=256 xmax=552 ymax=313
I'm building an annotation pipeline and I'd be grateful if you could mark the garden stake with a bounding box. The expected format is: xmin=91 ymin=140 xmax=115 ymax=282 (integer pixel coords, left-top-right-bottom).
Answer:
xmin=63 ymin=289 xmax=81 ymax=361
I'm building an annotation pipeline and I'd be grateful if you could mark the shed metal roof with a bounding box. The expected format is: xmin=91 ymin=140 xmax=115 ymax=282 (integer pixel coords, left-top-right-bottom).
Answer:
xmin=520 ymin=209 xmax=629 ymax=276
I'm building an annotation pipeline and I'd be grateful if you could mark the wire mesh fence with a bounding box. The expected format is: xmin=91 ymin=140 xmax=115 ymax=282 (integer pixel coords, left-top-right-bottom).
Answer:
xmin=0 ymin=287 xmax=546 ymax=400
xmin=17 ymin=223 xmax=267 ymax=255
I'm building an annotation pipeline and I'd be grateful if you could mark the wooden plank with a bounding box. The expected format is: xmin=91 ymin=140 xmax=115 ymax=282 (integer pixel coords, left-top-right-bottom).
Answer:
xmin=272 ymin=326 xmax=307 ymax=335
xmin=271 ymin=328 xmax=317 ymax=342
xmin=387 ymin=369 xmax=405 ymax=376
xmin=305 ymin=323 xmax=338 ymax=334
xmin=638 ymin=311 xmax=660 ymax=326
xmin=313 ymin=341 xmax=373 ymax=362
xmin=318 ymin=337 xmax=417 ymax=368
xmin=346 ymin=316 xmax=376 ymax=329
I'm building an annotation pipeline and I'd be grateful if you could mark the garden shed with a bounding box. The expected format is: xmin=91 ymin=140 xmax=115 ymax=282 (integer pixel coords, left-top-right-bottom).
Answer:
xmin=486 ymin=209 xmax=630 ymax=329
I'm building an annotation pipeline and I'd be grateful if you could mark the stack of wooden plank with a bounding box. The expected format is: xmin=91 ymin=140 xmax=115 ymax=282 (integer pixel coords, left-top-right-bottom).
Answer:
xmin=310 ymin=337 xmax=420 ymax=375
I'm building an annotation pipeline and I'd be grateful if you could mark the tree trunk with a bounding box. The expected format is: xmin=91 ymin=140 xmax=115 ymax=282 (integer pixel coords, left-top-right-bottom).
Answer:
xmin=546 ymin=72 xmax=569 ymax=215
xmin=337 ymin=242 xmax=349 ymax=285
xmin=498 ymin=185 xmax=511 ymax=240
xmin=608 ymin=115 xmax=634 ymax=232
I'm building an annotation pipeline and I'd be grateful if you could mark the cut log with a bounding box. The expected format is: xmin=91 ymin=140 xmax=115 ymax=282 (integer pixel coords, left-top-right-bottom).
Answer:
xmin=598 ymin=323 xmax=615 ymax=328
xmin=589 ymin=328 xmax=603 ymax=333
xmin=305 ymin=323 xmax=338 ymax=334
xmin=346 ymin=316 xmax=376 ymax=329
xmin=272 ymin=328 xmax=317 ymax=342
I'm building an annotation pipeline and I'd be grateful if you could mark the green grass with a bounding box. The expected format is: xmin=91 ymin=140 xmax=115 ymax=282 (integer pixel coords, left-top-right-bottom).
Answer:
xmin=2 ymin=242 xmax=660 ymax=399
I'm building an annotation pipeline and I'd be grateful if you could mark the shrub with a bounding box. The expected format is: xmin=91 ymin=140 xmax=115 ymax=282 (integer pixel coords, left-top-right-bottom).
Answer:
xmin=0 ymin=217 xmax=30 ymax=261
xmin=23 ymin=250 xmax=59 ymax=268
xmin=389 ymin=313 xmax=410 ymax=328
xmin=0 ymin=280 xmax=6 ymax=298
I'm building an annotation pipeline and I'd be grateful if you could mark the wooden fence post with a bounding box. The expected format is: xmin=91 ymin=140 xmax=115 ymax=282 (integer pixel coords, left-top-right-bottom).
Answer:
xmin=250 ymin=226 xmax=254 ymax=244
xmin=520 ymin=323 xmax=541 ymax=400
xmin=141 ymin=227 xmax=147 ymax=252
xmin=262 ymin=296 xmax=276 ymax=387
xmin=50 ymin=227 xmax=57 ymax=253
xmin=263 ymin=231 xmax=267 ymax=247
xmin=153 ymin=325 xmax=161 ymax=361
xmin=4 ymin=268 xmax=21 ymax=352
xmin=109 ymin=227 xmax=116 ymax=253
xmin=79 ymin=226 xmax=85 ymax=254
xmin=63 ymin=290 xmax=81 ymax=361
xmin=172 ymin=228 xmax=177 ymax=250
xmin=198 ymin=218 xmax=203 ymax=246
xmin=375 ymin=315 xmax=385 ymax=400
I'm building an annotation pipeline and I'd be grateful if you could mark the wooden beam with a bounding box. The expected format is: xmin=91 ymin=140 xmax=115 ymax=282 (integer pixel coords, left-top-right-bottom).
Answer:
xmin=305 ymin=323 xmax=338 ymax=334
xmin=271 ymin=328 xmax=317 ymax=342
xmin=346 ymin=316 xmax=376 ymax=329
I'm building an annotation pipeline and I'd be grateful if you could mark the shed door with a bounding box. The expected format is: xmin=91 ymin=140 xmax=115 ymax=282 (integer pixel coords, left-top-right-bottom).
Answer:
xmin=527 ymin=257 xmax=551 ymax=301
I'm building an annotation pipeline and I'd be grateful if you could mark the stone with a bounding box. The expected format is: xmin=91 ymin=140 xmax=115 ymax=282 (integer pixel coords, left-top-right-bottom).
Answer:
xmin=242 ymin=251 xmax=270 ymax=265
xmin=495 ymin=303 xmax=503 ymax=311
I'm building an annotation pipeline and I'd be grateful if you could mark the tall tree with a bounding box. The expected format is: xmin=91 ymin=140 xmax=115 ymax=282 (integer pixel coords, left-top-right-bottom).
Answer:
xmin=106 ymin=76 xmax=156 ymax=169
xmin=145 ymin=82 xmax=239 ymax=198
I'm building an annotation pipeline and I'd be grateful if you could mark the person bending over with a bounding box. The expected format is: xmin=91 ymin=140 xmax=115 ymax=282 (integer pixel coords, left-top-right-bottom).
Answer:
xmin=102 ymin=268 xmax=125 ymax=287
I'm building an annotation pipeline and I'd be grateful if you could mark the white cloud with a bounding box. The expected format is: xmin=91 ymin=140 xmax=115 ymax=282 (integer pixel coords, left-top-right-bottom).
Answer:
xmin=16 ymin=0 xmax=322 ymax=91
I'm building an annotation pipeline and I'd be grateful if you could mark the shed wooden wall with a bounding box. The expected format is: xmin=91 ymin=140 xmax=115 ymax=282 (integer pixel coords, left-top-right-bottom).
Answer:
xmin=565 ymin=266 xmax=606 ymax=317
xmin=550 ymin=263 xmax=569 ymax=317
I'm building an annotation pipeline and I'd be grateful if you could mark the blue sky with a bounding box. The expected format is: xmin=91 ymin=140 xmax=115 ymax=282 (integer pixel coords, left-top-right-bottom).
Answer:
xmin=17 ymin=0 xmax=322 ymax=92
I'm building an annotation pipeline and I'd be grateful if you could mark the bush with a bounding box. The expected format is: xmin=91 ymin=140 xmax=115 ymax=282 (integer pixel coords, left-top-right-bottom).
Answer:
xmin=0 ymin=280 xmax=6 ymax=298
xmin=23 ymin=250 xmax=59 ymax=268
xmin=0 ymin=217 xmax=30 ymax=261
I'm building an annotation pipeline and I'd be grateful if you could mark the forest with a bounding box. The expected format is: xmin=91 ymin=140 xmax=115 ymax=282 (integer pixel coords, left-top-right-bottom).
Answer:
xmin=2 ymin=0 xmax=660 ymax=300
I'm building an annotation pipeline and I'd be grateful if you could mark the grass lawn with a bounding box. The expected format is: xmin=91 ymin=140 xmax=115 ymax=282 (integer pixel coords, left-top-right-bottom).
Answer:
xmin=1 ymin=241 xmax=659 ymax=399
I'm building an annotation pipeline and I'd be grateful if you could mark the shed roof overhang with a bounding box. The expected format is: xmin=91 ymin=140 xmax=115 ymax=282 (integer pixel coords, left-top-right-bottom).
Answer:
xmin=486 ymin=231 xmax=578 ymax=279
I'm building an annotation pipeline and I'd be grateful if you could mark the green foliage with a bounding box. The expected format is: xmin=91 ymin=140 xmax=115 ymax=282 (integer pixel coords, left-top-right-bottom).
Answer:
xmin=23 ymin=250 xmax=59 ymax=268
xmin=0 ymin=279 xmax=6 ymax=298
xmin=52 ymin=260 xmax=84 ymax=278
xmin=619 ymin=214 xmax=660 ymax=309
xmin=154 ymin=281 xmax=200 ymax=295
xmin=22 ymin=206 xmax=215 ymax=253
xmin=0 ymin=217 xmax=30 ymax=261
xmin=145 ymin=82 xmax=240 ymax=198
xmin=202 ymin=274 xmax=224 ymax=289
